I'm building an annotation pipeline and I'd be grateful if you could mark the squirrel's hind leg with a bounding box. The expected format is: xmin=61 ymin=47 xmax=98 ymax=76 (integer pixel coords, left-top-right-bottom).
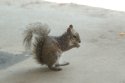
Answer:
xmin=48 ymin=64 xmax=62 ymax=71
xmin=55 ymin=56 xmax=70 ymax=67
xmin=47 ymin=55 xmax=62 ymax=71
xmin=55 ymin=62 xmax=69 ymax=67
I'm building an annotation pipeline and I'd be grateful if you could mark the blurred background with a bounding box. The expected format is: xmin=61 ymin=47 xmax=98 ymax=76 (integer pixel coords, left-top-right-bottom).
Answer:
xmin=45 ymin=0 xmax=125 ymax=11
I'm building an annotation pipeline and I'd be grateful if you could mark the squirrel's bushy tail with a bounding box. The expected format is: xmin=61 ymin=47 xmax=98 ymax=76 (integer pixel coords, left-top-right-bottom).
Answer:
xmin=23 ymin=22 xmax=50 ymax=50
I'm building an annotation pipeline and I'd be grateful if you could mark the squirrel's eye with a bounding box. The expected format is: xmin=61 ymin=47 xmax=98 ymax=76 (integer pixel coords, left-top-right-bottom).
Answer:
xmin=73 ymin=35 xmax=77 ymax=38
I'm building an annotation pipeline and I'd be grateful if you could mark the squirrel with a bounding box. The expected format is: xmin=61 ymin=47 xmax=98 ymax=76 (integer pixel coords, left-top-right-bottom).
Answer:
xmin=23 ymin=22 xmax=81 ymax=71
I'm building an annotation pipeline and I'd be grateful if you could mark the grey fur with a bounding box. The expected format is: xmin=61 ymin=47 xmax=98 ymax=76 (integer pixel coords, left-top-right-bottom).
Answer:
xmin=23 ymin=23 xmax=81 ymax=71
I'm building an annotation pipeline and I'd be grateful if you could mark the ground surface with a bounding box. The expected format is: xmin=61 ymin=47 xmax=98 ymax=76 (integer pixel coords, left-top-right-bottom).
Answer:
xmin=0 ymin=0 xmax=125 ymax=83
xmin=0 ymin=51 xmax=29 ymax=69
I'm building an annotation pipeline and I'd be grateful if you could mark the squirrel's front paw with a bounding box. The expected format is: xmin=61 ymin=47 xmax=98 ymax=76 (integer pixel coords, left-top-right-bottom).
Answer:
xmin=76 ymin=44 xmax=80 ymax=48
xmin=74 ymin=43 xmax=80 ymax=48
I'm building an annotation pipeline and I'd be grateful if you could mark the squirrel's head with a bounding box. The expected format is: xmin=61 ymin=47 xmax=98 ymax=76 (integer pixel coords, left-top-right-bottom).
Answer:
xmin=67 ymin=24 xmax=81 ymax=48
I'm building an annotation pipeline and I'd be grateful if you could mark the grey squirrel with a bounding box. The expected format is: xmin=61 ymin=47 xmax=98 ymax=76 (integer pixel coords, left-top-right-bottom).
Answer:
xmin=23 ymin=22 xmax=81 ymax=71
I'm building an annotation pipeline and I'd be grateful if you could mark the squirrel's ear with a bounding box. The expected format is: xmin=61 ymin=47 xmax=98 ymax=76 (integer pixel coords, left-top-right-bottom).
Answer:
xmin=69 ymin=24 xmax=73 ymax=28
xmin=67 ymin=24 xmax=73 ymax=33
